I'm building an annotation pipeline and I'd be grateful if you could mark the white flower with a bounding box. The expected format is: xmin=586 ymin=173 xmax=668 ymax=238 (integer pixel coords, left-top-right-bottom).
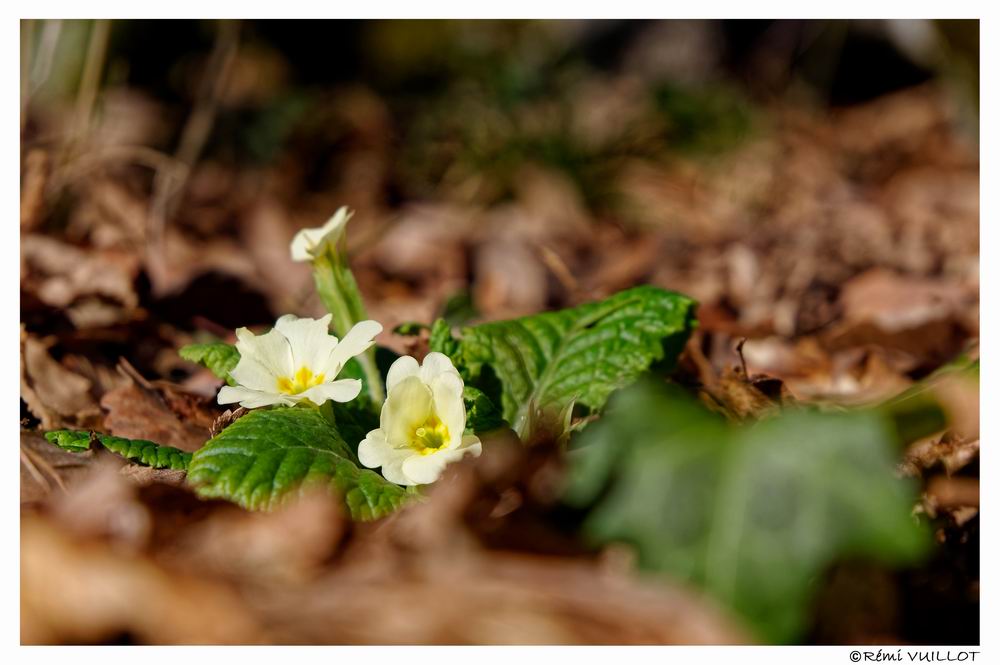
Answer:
xmin=290 ymin=206 xmax=354 ymax=262
xmin=218 ymin=314 xmax=381 ymax=409
xmin=358 ymin=352 xmax=482 ymax=486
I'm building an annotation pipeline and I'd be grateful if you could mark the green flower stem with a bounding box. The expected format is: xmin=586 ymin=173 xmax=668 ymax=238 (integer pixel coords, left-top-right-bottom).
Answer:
xmin=312 ymin=250 xmax=385 ymax=405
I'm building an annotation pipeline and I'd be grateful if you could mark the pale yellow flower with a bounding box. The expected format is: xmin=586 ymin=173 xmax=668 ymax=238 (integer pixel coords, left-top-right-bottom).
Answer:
xmin=358 ymin=352 xmax=482 ymax=486
xmin=218 ymin=314 xmax=381 ymax=409
xmin=290 ymin=206 xmax=353 ymax=262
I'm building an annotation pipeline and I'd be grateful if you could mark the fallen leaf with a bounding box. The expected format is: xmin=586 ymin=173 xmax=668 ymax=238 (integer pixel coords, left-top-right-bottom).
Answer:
xmin=20 ymin=328 xmax=102 ymax=429
xmin=21 ymin=516 xmax=260 ymax=644
xmin=101 ymin=372 xmax=214 ymax=453
xmin=21 ymin=430 xmax=95 ymax=506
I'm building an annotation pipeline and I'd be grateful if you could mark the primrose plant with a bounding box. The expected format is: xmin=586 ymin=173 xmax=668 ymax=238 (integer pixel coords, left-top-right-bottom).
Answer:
xmin=44 ymin=206 xmax=698 ymax=521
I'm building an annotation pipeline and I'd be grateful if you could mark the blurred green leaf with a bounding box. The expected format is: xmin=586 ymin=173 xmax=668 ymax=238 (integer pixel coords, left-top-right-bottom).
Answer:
xmin=440 ymin=290 xmax=480 ymax=327
xmin=565 ymin=380 xmax=930 ymax=643
xmin=653 ymin=83 xmax=754 ymax=154
xmin=879 ymin=353 xmax=979 ymax=444
xmin=392 ymin=322 xmax=430 ymax=336
xmin=429 ymin=318 xmax=460 ymax=360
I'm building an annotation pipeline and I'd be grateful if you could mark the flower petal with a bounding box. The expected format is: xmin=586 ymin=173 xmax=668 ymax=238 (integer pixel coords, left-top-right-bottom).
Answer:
xmin=235 ymin=326 xmax=293 ymax=380
xmin=218 ymin=385 xmax=292 ymax=409
xmin=419 ymin=351 xmax=460 ymax=383
xmin=358 ymin=429 xmax=413 ymax=485
xmin=401 ymin=448 xmax=465 ymax=485
xmin=459 ymin=434 xmax=483 ymax=457
xmin=275 ymin=314 xmax=337 ymax=374
xmin=325 ymin=319 xmax=382 ymax=376
xmin=290 ymin=227 xmax=319 ymax=262
xmin=228 ymin=352 xmax=281 ymax=392
xmin=382 ymin=375 xmax=433 ymax=447
xmin=385 ymin=355 xmax=420 ymax=392
xmin=430 ymin=376 xmax=466 ymax=448
xmin=300 ymin=379 xmax=362 ymax=405
xmin=357 ymin=429 xmax=388 ymax=468
xmin=289 ymin=207 xmax=352 ymax=262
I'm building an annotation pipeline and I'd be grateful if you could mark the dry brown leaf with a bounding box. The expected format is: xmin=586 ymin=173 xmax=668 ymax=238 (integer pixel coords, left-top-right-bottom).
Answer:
xmin=48 ymin=457 xmax=153 ymax=549
xmin=101 ymin=375 xmax=214 ymax=453
xmin=474 ymin=232 xmax=549 ymax=319
xmin=20 ymin=328 xmax=102 ymax=429
xmin=825 ymin=268 xmax=973 ymax=364
xmin=902 ymin=434 xmax=979 ymax=478
xmin=372 ymin=203 xmax=470 ymax=280
xmin=245 ymin=465 xmax=747 ymax=645
xmin=926 ymin=476 xmax=979 ymax=510
xmin=21 ymin=234 xmax=140 ymax=328
xmin=21 ymin=430 xmax=95 ymax=506
xmin=168 ymin=490 xmax=346 ymax=585
xmin=21 ymin=517 xmax=260 ymax=645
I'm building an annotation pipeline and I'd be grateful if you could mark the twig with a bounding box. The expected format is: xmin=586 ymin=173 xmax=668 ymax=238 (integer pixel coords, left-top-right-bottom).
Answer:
xmin=71 ymin=19 xmax=111 ymax=147
xmin=536 ymin=243 xmax=579 ymax=297
xmin=147 ymin=19 xmax=240 ymax=294
xmin=116 ymin=357 xmax=156 ymax=391
xmin=21 ymin=443 xmax=68 ymax=493
xmin=20 ymin=446 xmax=51 ymax=493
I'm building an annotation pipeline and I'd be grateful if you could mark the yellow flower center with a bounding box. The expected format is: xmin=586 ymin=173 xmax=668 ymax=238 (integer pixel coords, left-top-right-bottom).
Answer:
xmin=276 ymin=366 xmax=326 ymax=395
xmin=410 ymin=413 xmax=450 ymax=455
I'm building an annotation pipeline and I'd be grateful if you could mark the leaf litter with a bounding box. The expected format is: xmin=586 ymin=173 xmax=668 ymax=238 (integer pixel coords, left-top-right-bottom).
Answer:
xmin=19 ymin=20 xmax=978 ymax=645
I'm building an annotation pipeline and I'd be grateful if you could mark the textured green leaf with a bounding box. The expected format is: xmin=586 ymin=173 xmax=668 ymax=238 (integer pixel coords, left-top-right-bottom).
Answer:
xmin=463 ymin=386 xmax=505 ymax=433
xmin=187 ymin=407 xmax=409 ymax=520
xmin=44 ymin=430 xmax=192 ymax=470
xmin=565 ymin=380 xmax=930 ymax=643
xmin=179 ymin=342 xmax=240 ymax=386
xmin=452 ymin=286 xmax=696 ymax=437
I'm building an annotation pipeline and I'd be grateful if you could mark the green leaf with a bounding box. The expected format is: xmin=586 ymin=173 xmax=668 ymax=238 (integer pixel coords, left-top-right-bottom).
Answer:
xmin=179 ymin=342 xmax=240 ymax=386
xmin=429 ymin=318 xmax=460 ymax=360
xmin=463 ymin=386 xmax=505 ymax=433
xmin=319 ymin=399 xmax=379 ymax=457
xmin=187 ymin=407 xmax=409 ymax=520
xmin=451 ymin=286 xmax=697 ymax=437
xmin=44 ymin=430 xmax=192 ymax=470
xmin=312 ymin=249 xmax=385 ymax=404
xmin=564 ymin=380 xmax=930 ymax=644
xmin=392 ymin=322 xmax=430 ymax=336
xmin=440 ymin=289 xmax=479 ymax=327
xmin=879 ymin=354 xmax=979 ymax=444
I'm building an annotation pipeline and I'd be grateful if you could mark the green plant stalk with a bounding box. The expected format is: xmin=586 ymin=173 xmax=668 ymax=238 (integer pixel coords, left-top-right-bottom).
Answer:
xmin=312 ymin=250 xmax=385 ymax=405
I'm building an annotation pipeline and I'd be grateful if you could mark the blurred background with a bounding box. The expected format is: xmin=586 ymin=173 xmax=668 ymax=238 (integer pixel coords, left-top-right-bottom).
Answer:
xmin=20 ymin=20 xmax=979 ymax=645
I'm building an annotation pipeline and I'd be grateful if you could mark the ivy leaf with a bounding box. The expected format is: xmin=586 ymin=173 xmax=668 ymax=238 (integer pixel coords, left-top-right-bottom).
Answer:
xmin=44 ymin=430 xmax=192 ymax=470
xmin=564 ymin=380 xmax=930 ymax=644
xmin=451 ymin=286 xmax=696 ymax=437
xmin=187 ymin=407 xmax=409 ymax=521
xmin=179 ymin=342 xmax=240 ymax=386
